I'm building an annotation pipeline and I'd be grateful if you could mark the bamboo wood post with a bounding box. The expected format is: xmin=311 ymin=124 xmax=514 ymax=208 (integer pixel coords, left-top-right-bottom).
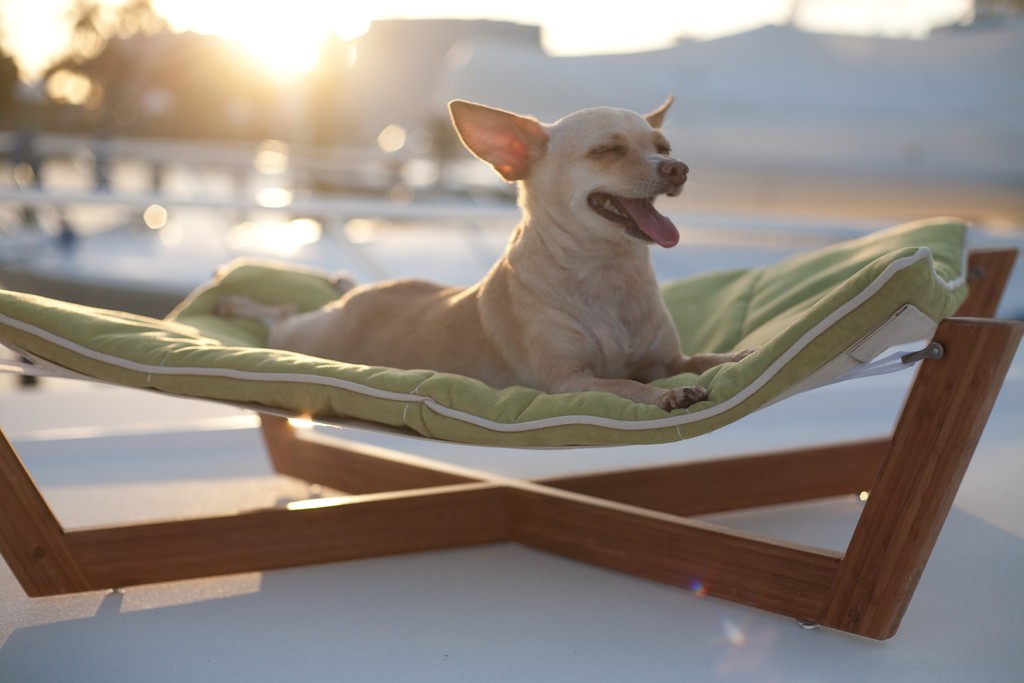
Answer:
xmin=957 ymin=248 xmax=1017 ymax=318
xmin=0 ymin=429 xmax=91 ymax=596
xmin=820 ymin=317 xmax=1023 ymax=638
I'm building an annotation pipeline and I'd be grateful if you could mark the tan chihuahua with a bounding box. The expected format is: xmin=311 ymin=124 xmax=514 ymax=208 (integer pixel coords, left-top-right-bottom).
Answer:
xmin=218 ymin=98 xmax=748 ymax=410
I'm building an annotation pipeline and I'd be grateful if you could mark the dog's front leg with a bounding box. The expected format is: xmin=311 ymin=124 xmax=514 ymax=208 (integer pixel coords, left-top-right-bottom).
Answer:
xmin=550 ymin=374 xmax=708 ymax=412
xmin=675 ymin=348 xmax=756 ymax=374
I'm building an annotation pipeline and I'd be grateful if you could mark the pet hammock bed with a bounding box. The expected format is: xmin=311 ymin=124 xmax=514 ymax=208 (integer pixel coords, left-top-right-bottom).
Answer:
xmin=0 ymin=217 xmax=1019 ymax=640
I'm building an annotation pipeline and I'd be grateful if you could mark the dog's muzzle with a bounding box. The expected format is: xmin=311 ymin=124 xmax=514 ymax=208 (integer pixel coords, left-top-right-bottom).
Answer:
xmin=587 ymin=192 xmax=680 ymax=248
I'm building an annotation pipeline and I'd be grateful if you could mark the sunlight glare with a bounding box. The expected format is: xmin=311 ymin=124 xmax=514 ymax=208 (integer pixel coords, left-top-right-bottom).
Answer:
xmin=12 ymin=163 xmax=36 ymax=188
xmin=143 ymin=203 xmax=168 ymax=229
xmin=377 ymin=124 xmax=407 ymax=154
xmin=286 ymin=496 xmax=349 ymax=511
xmin=152 ymin=0 xmax=372 ymax=75
xmin=253 ymin=140 xmax=290 ymax=175
xmin=344 ymin=218 xmax=380 ymax=244
xmin=46 ymin=69 xmax=94 ymax=105
xmin=158 ymin=222 xmax=183 ymax=248
xmin=255 ymin=187 xmax=294 ymax=209
xmin=287 ymin=415 xmax=316 ymax=429
xmin=722 ymin=619 xmax=748 ymax=647
xmin=227 ymin=218 xmax=322 ymax=255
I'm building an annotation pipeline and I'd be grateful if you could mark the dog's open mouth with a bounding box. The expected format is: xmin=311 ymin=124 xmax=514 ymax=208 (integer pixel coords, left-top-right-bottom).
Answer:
xmin=587 ymin=192 xmax=680 ymax=248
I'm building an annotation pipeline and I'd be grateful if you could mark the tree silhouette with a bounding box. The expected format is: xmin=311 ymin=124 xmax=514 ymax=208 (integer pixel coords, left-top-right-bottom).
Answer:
xmin=39 ymin=0 xmax=283 ymax=138
xmin=0 ymin=25 xmax=19 ymax=127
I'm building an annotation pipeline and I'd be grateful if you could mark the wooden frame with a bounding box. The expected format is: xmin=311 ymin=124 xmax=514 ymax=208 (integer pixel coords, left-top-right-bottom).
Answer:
xmin=0 ymin=250 xmax=1019 ymax=640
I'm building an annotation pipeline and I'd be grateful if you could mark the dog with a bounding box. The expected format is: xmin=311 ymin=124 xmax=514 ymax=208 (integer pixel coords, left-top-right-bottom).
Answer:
xmin=217 ymin=98 xmax=749 ymax=410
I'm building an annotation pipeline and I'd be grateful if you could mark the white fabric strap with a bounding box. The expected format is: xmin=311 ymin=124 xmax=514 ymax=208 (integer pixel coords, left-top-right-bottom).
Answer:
xmin=829 ymin=342 xmax=943 ymax=385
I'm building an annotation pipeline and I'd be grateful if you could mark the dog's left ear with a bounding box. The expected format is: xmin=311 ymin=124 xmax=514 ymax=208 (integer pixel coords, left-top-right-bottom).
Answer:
xmin=644 ymin=96 xmax=674 ymax=129
xmin=449 ymin=100 xmax=548 ymax=181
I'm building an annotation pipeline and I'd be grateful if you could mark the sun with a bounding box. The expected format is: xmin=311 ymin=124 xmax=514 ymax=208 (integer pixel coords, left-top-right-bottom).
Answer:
xmin=151 ymin=0 xmax=371 ymax=75
xmin=230 ymin=24 xmax=325 ymax=76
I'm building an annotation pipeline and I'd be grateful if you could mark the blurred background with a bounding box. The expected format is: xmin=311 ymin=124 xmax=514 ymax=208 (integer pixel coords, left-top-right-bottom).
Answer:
xmin=0 ymin=0 xmax=1022 ymax=316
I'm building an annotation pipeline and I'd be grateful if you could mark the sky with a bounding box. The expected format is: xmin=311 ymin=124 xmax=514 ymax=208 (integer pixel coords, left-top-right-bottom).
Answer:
xmin=0 ymin=0 xmax=973 ymax=81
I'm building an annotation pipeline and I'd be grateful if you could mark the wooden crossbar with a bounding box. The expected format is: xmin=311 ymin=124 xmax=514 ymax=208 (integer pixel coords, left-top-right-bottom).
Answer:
xmin=0 ymin=249 xmax=1018 ymax=640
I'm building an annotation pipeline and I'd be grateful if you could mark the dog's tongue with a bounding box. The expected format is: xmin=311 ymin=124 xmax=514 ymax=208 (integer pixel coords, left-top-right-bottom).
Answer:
xmin=620 ymin=198 xmax=679 ymax=248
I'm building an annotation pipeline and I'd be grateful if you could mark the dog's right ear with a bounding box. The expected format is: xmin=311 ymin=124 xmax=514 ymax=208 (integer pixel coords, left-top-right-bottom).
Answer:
xmin=448 ymin=100 xmax=548 ymax=181
xmin=644 ymin=96 xmax=674 ymax=129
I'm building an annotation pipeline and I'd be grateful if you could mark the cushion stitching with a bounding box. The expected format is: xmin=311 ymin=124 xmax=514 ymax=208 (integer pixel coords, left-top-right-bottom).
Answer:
xmin=736 ymin=266 xmax=765 ymax=346
xmin=403 ymin=377 xmax=430 ymax=424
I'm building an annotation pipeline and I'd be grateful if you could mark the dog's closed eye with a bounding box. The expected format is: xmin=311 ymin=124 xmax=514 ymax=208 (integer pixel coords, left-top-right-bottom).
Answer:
xmin=653 ymin=133 xmax=672 ymax=156
xmin=589 ymin=143 xmax=627 ymax=158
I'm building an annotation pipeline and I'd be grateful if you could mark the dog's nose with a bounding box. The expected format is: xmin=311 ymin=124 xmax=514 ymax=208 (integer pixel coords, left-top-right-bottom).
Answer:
xmin=659 ymin=159 xmax=689 ymax=186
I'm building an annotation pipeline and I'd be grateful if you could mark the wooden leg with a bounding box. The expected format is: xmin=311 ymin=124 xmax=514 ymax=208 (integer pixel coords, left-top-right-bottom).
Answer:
xmin=538 ymin=438 xmax=890 ymax=517
xmin=64 ymin=483 xmax=510 ymax=591
xmin=508 ymin=485 xmax=842 ymax=624
xmin=0 ymin=422 xmax=509 ymax=595
xmin=261 ymin=415 xmax=476 ymax=494
xmin=0 ymin=428 xmax=91 ymax=596
xmin=956 ymin=248 xmax=1018 ymax=318
xmin=820 ymin=317 xmax=1023 ymax=639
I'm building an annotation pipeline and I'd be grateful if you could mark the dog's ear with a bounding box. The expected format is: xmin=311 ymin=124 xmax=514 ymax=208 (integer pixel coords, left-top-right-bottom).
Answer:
xmin=449 ymin=100 xmax=548 ymax=181
xmin=644 ymin=96 xmax=674 ymax=129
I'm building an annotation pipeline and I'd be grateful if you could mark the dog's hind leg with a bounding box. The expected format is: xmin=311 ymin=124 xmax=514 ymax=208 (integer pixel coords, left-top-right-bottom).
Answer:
xmin=215 ymin=295 xmax=298 ymax=330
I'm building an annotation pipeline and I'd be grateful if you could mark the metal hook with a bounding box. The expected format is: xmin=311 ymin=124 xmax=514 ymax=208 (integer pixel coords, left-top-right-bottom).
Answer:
xmin=901 ymin=341 xmax=944 ymax=365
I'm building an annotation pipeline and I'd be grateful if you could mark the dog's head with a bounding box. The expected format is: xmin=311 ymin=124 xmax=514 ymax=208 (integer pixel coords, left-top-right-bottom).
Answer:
xmin=449 ymin=98 xmax=686 ymax=248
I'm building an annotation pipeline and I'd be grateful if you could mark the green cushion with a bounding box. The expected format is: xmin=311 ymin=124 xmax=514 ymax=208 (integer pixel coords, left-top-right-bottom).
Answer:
xmin=0 ymin=217 xmax=968 ymax=447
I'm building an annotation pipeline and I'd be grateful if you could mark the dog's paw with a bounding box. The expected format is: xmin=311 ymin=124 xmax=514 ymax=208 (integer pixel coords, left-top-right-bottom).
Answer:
xmin=731 ymin=347 xmax=758 ymax=362
xmin=656 ymin=385 xmax=708 ymax=411
xmin=214 ymin=294 xmax=252 ymax=318
xmin=329 ymin=271 xmax=357 ymax=295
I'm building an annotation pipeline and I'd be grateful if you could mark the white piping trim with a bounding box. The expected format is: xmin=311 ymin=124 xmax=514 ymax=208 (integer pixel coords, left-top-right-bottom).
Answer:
xmin=0 ymin=316 xmax=426 ymax=405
